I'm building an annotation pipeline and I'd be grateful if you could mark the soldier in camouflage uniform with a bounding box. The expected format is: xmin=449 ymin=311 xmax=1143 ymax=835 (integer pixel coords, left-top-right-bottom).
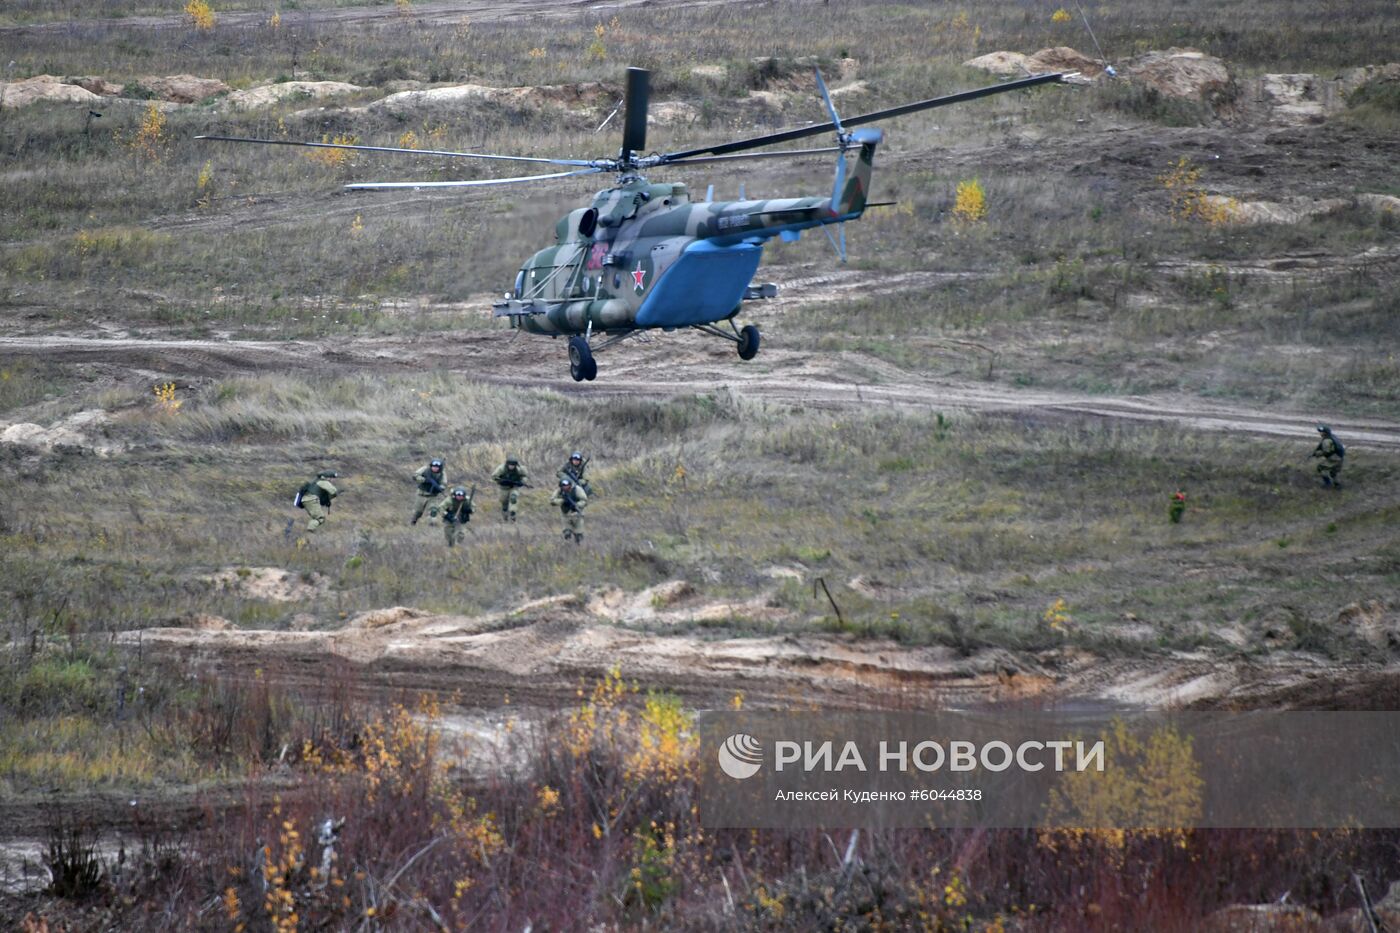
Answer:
xmin=1311 ymin=425 xmax=1345 ymax=488
xmin=551 ymin=476 xmax=588 ymax=544
xmin=296 ymin=471 xmax=338 ymax=532
xmin=410 ymin=458 xmax=446 ymax=525
xmin=491 ymin=456 xmax=529 ymax=522
xmin=434 ymin=486 xmax=474 ymax=547
xmin=556 ymin=451 xmax=592 ymax=496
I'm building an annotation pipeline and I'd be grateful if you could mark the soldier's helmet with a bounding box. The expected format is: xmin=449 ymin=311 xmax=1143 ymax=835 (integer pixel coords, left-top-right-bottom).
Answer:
xmin=506 ymin=456 xmax=518 ymax=466
xmin=317 ymin=470 xmax=338 ymax=479
xmin=452 ymin=486 xmax=467 ymax=499
xmin=430 ymin=458 xmax=443 ymax=470
xmin=1317 ymin=424 xmax=1331 ymax=435
xmin=570 ymin=451 xmax=583 ymax=462
xmin=560 ymin=477 xmax=573 ymax=488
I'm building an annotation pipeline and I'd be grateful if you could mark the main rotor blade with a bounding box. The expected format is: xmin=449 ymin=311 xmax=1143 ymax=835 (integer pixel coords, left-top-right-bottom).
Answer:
xmin=660 ymin=145 xmax=854 ymax=167
xmin=813 ymin=66 xmax=845 ymax=136
xmin=345 ymin=167 xmax=605 ymax=191
xmin=657 ymin=72 xmax=1065 ymax=163
xmin=196 ymin=134 xmax=598 ymax=168
xmin=620 ymin=66 xmax=650 ymax=157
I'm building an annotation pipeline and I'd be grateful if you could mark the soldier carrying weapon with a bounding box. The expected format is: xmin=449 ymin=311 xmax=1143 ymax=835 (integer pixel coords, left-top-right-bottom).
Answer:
xmin=410 ymin=457 xmax=446 ymax=525
xmin=491 ymin=456 xmax=529 ymax=522
xmin=551 ymin=476 xmax=588 ymax=544
xmin=433 ymin=485 xmax=475 ymax=547
xmin=1311 ymin=425 xmax=1345 ymax=488
xmin=556 ymin=450 xmax=593 ymax=496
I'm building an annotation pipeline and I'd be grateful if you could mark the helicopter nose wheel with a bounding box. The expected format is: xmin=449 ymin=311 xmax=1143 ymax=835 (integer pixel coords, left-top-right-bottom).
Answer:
xmin=737 ymin=324 xmax=761 ymax=361
xmin=568 ymin=336 xmax=598 ymax=382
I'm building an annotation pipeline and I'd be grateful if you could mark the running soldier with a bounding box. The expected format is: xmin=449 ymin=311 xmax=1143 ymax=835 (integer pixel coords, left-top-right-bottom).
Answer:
xmin=295 ymin=471 xmax=338 ymax=533
xmin=410 ymin=458 xmax=446 ymax=525
xmin=491 ymin=456 xmax=529 ymax=522
xmin=1311 ymin=425 xmax=1345 ymax=488
xmin=435 ymin=486 xmax=474 ymax=547
xmin=550 ymin=476 xmax=588 ymax=544
xmin=556 ymin=450 xmax=592 ymax=496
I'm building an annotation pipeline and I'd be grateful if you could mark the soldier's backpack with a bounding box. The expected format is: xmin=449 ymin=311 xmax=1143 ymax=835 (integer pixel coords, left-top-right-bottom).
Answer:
xmin=294 ymin=480 xmax=316 ymax=509
xmin=1333 ymin=437 xmax=1345 ymax=458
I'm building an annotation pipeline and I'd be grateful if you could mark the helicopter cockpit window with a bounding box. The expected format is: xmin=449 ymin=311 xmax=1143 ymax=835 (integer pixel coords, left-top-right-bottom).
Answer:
xmin=513 ymin=270 xmax=525 ymax=299
xmin=577 ymin=208 xmax=598 ymax=240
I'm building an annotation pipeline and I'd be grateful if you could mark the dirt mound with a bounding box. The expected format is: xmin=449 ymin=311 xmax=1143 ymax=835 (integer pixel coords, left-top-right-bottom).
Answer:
xmin=1335 ymin=600 xmax=1398 ymax=650
xmin=0 ymin=75 xmax=101 ymax=109
xmin=828 ymin=80 xmax=873 ymax=102
xmin=1123 ymin=48 xmax=1232 ymax=101
xmin=1204 ymin=195 xmax=1349 ymax=225
xmin=365 ymin=81 xmax=611 ymax=120
xmin=166 ymin=613 xmax=233 ymax=631
xmin=133 ymin=74 xmax=230 ymax=103
xmin=585 ymin=580 xmax=792 ymax=627
xmin=964 ymin=51 xmax=1031 ymax=77
xmin=0 ymin=409 xmax=123 ymax=456
xmin=1226 ymin=63 xmax=1400 ymax=126
xmin=1029 ymin=46 xmax=1106 ymax=77
xmin=203 ymin=567 xmax=328 ymax=602
xmin=1257 ymin=73 xmax=1348 ymax=125
xmin=1338 ymin=62 xmax=1400 ymax=94
xmin=67 ymin=75 xmax=123 ymax=96
xmin=964 ymin=47 xmax=1105 ymax=79
xmin=350 ymin=606 xmax=430 ymax=629
xmin=648 ymin=100 xmax=700 ymax=127
xmin=1359 ymin=193 xmax=1400 ymax=214
xmin=224 ymin=81 xmax=362 ymax=110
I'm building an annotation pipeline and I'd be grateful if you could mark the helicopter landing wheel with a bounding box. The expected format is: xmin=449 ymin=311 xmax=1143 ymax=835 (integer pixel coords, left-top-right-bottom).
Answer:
xmin=568 ymin=336 xmax=597 ymax=382
xmin=736 ymin=324 xmax=761 ymax=361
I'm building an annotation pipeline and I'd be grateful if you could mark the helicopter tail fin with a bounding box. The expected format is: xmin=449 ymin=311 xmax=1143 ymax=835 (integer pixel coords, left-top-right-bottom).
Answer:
xmin=832 ymin=128 xmax=882 ymax=217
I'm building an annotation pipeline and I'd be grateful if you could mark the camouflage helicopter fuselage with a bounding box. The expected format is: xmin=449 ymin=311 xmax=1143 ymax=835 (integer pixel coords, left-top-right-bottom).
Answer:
xmin=492 ymin=133 xmax=879 ymax=337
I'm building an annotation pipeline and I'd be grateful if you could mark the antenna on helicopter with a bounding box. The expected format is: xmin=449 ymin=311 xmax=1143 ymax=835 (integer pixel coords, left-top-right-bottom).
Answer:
xmin=595 ymin=97 xmax=624 ymax=134
xmin=619 ymin=67 xmax=649 ymax=169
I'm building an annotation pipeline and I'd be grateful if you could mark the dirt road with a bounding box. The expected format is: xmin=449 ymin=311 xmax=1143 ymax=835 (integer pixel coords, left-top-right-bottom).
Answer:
xmin=0 ymin=0 xmax=742 ymax=35
xmin=4 ymin=315 xmax=1399 ymax=448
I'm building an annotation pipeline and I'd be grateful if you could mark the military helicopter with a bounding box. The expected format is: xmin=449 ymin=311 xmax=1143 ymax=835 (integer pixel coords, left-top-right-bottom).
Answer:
xmin=200 ymin=66 xmax=1067 ymax=381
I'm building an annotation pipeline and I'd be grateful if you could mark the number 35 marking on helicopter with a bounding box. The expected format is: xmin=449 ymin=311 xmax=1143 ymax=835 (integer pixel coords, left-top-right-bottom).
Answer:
xmin=199 ymin=66 xmax=1068 ymax=381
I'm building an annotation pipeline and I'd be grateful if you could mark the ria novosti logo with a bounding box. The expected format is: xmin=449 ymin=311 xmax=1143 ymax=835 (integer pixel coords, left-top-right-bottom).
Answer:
xmin=717 ymin=733 xmax=764 ymax=780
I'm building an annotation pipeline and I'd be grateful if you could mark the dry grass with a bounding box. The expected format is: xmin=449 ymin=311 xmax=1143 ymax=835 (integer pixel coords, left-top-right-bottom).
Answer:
xmin=7 ymin=664 xmax=1400 ymax=930
xmin=2 ymin=373 xmax=1395 ymax=661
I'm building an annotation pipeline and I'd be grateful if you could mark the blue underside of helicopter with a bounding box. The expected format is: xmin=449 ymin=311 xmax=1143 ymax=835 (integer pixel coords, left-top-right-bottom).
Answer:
xmin=635 ymin=240 xmax=763 ymax=328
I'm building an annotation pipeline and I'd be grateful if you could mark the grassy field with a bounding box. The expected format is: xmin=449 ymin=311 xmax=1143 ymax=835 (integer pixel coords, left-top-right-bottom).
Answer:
xmin=2 ymin=372 xmax=1396 ymax=653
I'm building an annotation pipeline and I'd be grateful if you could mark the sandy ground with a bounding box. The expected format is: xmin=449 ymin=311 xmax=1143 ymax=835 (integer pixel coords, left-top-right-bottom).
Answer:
xmin=116 ymin=590 xmax=1400 ymax=714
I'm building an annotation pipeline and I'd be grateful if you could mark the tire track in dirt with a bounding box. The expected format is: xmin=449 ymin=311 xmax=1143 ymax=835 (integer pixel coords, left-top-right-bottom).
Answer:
xmin=0 ymin=0 xmax=745 ymax=36
xmin=4 ymin=330 xmax=1400 ymax=448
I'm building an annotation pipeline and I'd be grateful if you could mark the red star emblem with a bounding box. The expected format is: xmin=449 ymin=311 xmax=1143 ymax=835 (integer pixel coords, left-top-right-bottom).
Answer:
xmin=632 ymin=261 xmax=646 ymax=291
